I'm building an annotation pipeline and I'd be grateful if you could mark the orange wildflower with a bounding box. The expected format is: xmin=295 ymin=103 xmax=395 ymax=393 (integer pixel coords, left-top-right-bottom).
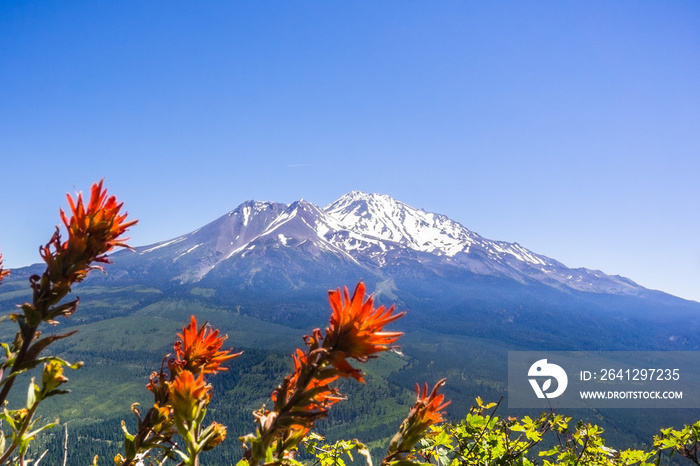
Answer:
xmin=410 ymin=379 xmax=451 ymax=431
xmin=387 ymin=379 xmax=450 ymax=458
xmin=253 ymin=347 xmax=344 ymax=449
xmin=41 ymin=180 xmax=137 ymax=286
xmin=168 ymin=369 xmax=210 ymax=422
xmin=244 ymin=283 xmax=404 ymax=464
xmin=61 ymin=179 xmax=137 ymax=256
xmin=171 ymin=315 xmax=241 ymax=375
xmin=202 ymin=422 xmax=227 ymax=451
xmin=324 ymin=282 xmax=405 ymax=381
xmin=272 ymin=349 xmax=342 ymax=412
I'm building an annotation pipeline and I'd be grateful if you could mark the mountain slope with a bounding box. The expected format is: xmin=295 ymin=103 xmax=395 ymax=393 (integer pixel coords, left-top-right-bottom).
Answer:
xmin=105 ymin=191 xmax=648 ymax=298
xmin=324 ymin=191 xmax=643 ymax=295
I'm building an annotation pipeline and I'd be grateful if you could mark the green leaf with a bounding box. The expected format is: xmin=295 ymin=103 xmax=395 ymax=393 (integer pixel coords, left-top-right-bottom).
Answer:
xmin=172 ymin=448 xmax=190 ymax=462
xmin=24 ymin=331 xmax=78 ymax=362
xmin=124 ymin=436 xmax=136 ymax=458
xmin=25 ymin=420 xmax=58 ymax=440
xmin=42 ymin=298 xmax=80 ymax=322
xmin=539 ymin=446 xmax=560 ymax=456
xmin=1 ymin=342 xmax=12 ymax=358
xmin=1 ymin=410 xmax=16 ymax=430
xmin=251 ymin=437 xmax=265 ymax=461
xmin=0 ymin=367 xmax=29 ymax=388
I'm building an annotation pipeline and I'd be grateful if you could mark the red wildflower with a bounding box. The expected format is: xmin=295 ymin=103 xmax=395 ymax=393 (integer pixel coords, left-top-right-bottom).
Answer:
xmin=202 ymin=422 xmax=227 ymax=451
xmin=410 ymin=379 xmax=451 ymax=431
xmin=41 ymin=180 xmax=138 ymax=286
xmin=386 ymin=379 xmax=450 ymax=459
xmin=272 ymin=349 xmax=342 ymax=411
xmin=251 ymin=347 xmax=343 ymax=447
xmin=243 ymin=283 xmax=404 ymax=464
xmin=324 ymin=282 xmax=405 ymax=381
xmin=168 ymin=370 xmax=210 ymax=422
xmin=171 ymin=315 xmax=241 ymax=375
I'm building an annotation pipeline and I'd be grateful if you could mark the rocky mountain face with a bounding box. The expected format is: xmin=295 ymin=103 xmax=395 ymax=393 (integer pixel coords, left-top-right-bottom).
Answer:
xmin=115 ymin=191 xmax=644 ymax=296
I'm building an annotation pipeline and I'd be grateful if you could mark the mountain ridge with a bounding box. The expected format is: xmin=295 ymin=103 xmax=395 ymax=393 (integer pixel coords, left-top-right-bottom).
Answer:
xmin=116 ymin=191 xmax=651 ymax=299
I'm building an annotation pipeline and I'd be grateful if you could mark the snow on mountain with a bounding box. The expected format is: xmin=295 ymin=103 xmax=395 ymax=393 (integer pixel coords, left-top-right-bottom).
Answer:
xmin=324 ymin=191 xmax=479 ymax=256
xmin=132 ymin=199 xmax=363 ymax=282
xmin=323 ymin=192 xmax=641 ymax=294
xmin=323 ymin=191 xmax=554 ymax=270
xmin=129 ymin=191 xmax=644 ymax=295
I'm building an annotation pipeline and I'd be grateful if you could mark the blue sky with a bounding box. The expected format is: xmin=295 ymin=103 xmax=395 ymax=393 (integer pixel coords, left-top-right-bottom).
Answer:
xmin=1 ymin=1 xmax=699 ymax=301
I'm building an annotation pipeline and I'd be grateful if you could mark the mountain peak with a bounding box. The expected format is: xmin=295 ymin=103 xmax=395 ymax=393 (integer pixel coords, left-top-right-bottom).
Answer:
xmin=122 ymin=192 xmax=647 ymax=296
xmin=324 ymin=191 xmax=475 ymax=255
xmin=326 ymin=190 xmax=399 ymax=210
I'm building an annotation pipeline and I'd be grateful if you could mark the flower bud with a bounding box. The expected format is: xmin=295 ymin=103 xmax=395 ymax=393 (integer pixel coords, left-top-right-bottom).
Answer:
xmin=202 ymin=422 xmax=227 ymax=451
xmin=41 ymin=361 xmax=69 ymax=394
xmin=168 ymin=370 xmax=210 ymax=422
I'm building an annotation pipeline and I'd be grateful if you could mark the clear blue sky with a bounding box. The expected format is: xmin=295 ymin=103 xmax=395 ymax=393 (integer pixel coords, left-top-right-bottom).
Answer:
xmin=1 ymin=2 xmax=699 ymax=301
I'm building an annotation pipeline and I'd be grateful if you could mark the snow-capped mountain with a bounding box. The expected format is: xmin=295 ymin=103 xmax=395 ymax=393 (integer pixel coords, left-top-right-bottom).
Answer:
xmin=324 ymin=191 xmax=638 ymax=294
xmin=11 ymin=189 xmax=694 ymax=351
xmin=123 ymin=191 xmax=643 ymax=296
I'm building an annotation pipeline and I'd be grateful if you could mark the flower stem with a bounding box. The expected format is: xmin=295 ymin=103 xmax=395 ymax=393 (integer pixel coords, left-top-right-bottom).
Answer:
xmin=0 ymin=323 xmax=38 ymax=407
xmin=0 ymin=392 xmax=41 ymax=464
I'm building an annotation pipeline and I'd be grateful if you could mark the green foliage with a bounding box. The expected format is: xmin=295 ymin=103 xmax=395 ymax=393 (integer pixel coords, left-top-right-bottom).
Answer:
xmin=302 ymin=433 xmax=374 ymax=466
xmin=402 ymin=397 xmax=664 ymax=466
xmin=654 ymin=420 xmax=700 ymax=465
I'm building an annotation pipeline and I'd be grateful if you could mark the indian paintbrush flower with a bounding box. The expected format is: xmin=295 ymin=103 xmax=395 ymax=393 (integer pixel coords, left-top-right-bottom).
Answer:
xmin=148 ymin=316 xmax=238 ymax=421
xmin=22 ymin=181 xmax=138 ymax=327
xmin=168 ymin=369 xmax=210 ymax=423
xmin=170 ymin=315 xmax=241 ymax=376
xmin=41 ymin=360 xmax=69 ymax=395
xmin=408 ymin=379 xmax=451 ymax=433
xmin=0 ymin=181 xmax=140 ymax=466
xmin=386 ymin=378 xmax=450 ymax=461
xmin=201 ymin=422 xmax=227 ymax=451
xmin=40 ymin=179 xmax=138 ymax=291
xmin=323 ymin=282 xmax=405 ymax=382
xmin=244 ymin=282 xmax=405 ymax=464
xmin=267 ymin=348 xmax=344 ymax=439
xmin=118 ymin=316 xmax=238 ymax=465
